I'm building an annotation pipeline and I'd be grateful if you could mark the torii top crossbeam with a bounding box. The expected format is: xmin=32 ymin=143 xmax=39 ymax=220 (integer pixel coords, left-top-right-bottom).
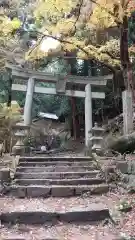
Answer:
xmin=6 ymin=63 xmax=113 ymax=86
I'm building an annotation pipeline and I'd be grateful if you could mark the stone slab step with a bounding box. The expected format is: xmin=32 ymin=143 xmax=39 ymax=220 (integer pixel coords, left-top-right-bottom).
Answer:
xmin=19 ymin=157 xmax=92 ymax=162
xmin=16 ymin=165 xmax=96 ymax=173
xmin=1 ymin=234 xmax=120 ymax=240
xmin=15 ymin=171 xmax=100 ymax=179
xmin=10 ymin=184 xmax=109 ymax=197
xmin=1 ymin=237 xmax=59 ymax=240
xmin=0 ymin=225 xmax=121 ymax=240
xmin=0 ymin=205 xmax=109 ymax=224
xmin=14 ymin=177 xmax=104 ymax=186
xmin=1 ymin=238 xmax=58 ymax=240
xmin=18 ymin=161 xmax=95 ymax=167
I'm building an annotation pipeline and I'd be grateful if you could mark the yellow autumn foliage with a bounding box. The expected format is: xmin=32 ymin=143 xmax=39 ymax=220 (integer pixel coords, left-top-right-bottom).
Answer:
xmin=77 ymin=43 xmax=120 ymax=67
xmin=0 ymin=101 xmax=21 ymax=121
xmin=90 ymin=7 xmax=116 ymax=29
xmin=26 ymin=0 xmax=123 ymax=69
xmin=34 ymin=0 xmax=77 ymax=19
xmin=0 ymin=101 xmax=22 ymax=148
xmin=0 ymin=16 xmax=21 ymax=36
xmin=1 ymin=0 xmax=127 ymax=70
xmin=0 ymin=0 xmax=132 ymax=71
xmin=49 ymin=18 xmax=76 ymax=35
xmin=90 ymin=0 xmax=132 ymax=29
xmin=0 ymin=7 xmax=22 ymax=68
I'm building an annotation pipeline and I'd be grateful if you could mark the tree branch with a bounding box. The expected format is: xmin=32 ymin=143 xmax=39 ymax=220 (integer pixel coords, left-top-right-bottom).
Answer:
xmin=123 ymin=0 xmax=130 ymax=10
xmin=27 ymin=30 xmax=118 ymax=73
xmin=72 ymin=0 xmax=84 ymax=34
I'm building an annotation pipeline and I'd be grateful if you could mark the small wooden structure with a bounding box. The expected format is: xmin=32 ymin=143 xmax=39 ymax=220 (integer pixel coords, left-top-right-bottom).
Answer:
xmin=6 ymin=63 xmax=113 ymax=146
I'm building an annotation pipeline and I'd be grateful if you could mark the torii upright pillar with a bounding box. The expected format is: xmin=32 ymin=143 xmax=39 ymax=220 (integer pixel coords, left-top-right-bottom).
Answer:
xmin=24 ymin=77 xmax=35 ymax=125
xmin=85 ymin=83 xmax=92 ymax=147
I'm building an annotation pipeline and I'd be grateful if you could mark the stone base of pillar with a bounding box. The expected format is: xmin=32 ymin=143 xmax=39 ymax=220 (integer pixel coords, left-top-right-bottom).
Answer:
xmin=84 ymin=139 xmax=92 ymax=157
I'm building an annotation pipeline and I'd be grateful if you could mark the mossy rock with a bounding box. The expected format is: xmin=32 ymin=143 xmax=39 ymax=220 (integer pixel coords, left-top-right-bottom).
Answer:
xmin=109 ymin=133 xmax=135 ymax=154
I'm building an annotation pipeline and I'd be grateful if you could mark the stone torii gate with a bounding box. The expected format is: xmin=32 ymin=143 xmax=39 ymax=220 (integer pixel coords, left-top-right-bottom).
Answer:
xmin=6 ymin=63 xmax=113 ymax=146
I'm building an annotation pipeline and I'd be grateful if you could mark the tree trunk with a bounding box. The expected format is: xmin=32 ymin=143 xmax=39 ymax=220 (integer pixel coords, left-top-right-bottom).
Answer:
xmin=7 ymin=73 xmax=12 ymax=107
xmin=71 ymin=97 xmax=77 ymax=140
xmin=120 ymin=15 xmax=134 ymax=93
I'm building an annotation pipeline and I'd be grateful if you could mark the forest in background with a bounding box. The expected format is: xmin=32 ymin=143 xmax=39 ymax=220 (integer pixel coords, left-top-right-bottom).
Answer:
xmin=0 ymin=0 xmax=135 ymax=124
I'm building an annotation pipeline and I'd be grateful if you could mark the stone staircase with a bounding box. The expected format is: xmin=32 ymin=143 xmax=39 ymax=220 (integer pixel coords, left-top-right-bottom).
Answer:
xmin=11 ymin=156 xmax=109 ymax=198
xmin=0 ymin=156 xmax=113 ymax=239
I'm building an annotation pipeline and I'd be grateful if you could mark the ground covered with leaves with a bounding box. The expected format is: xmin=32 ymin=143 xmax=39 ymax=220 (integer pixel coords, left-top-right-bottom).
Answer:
xmin=0 ymin=191 xmax=135 ymax=239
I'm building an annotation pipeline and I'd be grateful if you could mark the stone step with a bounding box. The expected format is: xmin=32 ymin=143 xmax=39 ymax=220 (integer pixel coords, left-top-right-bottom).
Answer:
xmin=0 ymin=199 xmax=109 ymax=224
xmin=0 ymin=225 xmax=120 ymax=240
xmin=18 ymin=161 xmax=95 ymax=167
xmin=19 ymin=156 xmax=92 ymax=162
xmin=15 ymin=171 xmax=100 ymax=179
xmin=14 ymin=177 xmax=104 ymax=186
xmin=0 ymin=236 xmax=69 ymax=240
xmin=16 ymin=165 xmax=96 ymax=173
xmin=10 ymin=184 xmax=109 ymax=197
xmin=0 ymin=237 xmax=61 ymax=240
xmin=1 ymin=230 xmax=120 ymax=240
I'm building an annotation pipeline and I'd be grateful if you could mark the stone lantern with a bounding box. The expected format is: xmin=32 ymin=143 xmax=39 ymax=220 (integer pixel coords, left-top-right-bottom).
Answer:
xmin=90 ymin=122 xmax=104 ymax=155
xmin=12 ymin=122 xmax=30 ymax=156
